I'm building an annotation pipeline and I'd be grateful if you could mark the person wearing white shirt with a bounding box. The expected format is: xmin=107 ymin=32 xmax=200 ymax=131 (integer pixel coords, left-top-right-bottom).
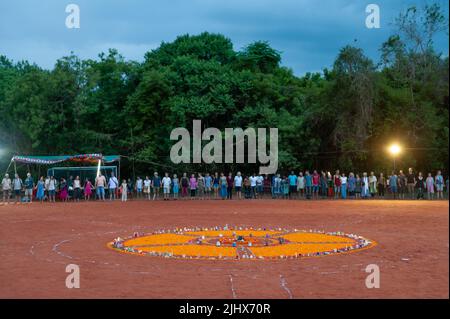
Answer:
xmin=250 ymin=174 xmax=258 ymax=198
xmin=162 ymin=173 xmax=172 ymax=201
xmin=297 ymin=172 xmax=305 ymax=198
xmin=143 ymin=176 xmax=151 ymax=200
xmin=369 ymin=172 xmax=377 ymax=198
xmin=362 ymin=172 xmax=370 ymax=198
xmin=121 ymin=180 xmax=128 ymax=202
xmin=44 ymin=176 xmax=50 ymax=199
xmin=48 ymin=176 xmax=56 ymax=202
xmin=1 ymin=173 xmax=12 ymax=204
xmin=340 ymin=173 xmax=348 ymax=199
xmin=73 ymin=176 xmax=81 ymax=201
xmin=234 ymin=172 xmax=243 ymax=199
xmin=108 ymin=173 xmax=119 ymax=200
xmin=256 ymin=175 xmax=264 ymax=196
xmin=12 ymin=174 xmax=23 ymax=203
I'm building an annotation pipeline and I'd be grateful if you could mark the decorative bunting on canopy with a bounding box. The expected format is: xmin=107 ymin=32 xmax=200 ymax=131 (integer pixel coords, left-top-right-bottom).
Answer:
xmin=11 ymin=154 xmax=119 ymax=165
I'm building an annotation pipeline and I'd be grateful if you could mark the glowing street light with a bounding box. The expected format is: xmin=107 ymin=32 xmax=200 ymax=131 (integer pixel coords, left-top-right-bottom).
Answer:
xmin=388 ymin=143 xmax=402 ymax=171
xmin=388 ymin=144 xmax=401 ymax=156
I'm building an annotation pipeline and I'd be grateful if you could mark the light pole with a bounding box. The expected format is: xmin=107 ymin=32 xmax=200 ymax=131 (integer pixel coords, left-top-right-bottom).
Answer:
xmin=388 ymin=144 xmax=401 ymax=172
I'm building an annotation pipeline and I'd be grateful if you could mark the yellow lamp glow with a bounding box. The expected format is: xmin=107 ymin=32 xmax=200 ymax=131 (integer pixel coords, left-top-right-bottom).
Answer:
xmin=388 ymin=144 xmax=401 ymax=156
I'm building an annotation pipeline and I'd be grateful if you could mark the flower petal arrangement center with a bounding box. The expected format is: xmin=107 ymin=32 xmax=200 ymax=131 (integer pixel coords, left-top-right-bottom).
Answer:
xmin=107 ymin=226 xmax=376 ymax=260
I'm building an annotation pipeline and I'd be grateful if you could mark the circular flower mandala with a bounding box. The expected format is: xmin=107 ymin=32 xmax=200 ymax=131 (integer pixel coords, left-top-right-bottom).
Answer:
xmin=107 ymin=226 xmax=376 ymax=260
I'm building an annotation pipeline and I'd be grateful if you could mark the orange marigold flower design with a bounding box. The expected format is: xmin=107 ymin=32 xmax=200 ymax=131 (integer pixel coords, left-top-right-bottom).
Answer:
xmin=108 ymin=226 xmax=376 ymax=260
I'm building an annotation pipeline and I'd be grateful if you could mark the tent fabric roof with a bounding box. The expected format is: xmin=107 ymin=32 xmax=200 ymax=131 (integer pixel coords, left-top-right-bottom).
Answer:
xmin=11 ymin=154 xmax=120 ymax=165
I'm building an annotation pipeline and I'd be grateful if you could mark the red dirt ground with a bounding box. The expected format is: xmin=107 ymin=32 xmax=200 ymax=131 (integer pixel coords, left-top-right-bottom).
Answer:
xmin=0 ymin=199 xmax=448 ymax=299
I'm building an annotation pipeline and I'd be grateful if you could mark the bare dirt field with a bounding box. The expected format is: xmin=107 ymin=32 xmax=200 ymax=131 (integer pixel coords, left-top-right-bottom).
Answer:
xmin=0 ymin=199 xmax=448 ymax=298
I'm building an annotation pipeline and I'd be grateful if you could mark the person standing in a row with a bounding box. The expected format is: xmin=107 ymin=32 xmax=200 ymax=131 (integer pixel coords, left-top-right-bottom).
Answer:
xmin=426 ymin=173 xmax=435 ymax=200
xmin=407 ymin=168 xmax=416 ymax=199
xmin=24 ymin=173 xmax=34 ymax=203
xmin=181 ymin=173 xmax=189 ymax=198
xmin=198 ymin=173 xmax=205 ymax=199
xmin=13 ymin=174 xmax=23 ymax=203
xmin=152 ymin=172 xmax=161 ymax=200
xmin=416 ymin=172 xmax=426 ymax=199
xmin=73 ymin=176 xmax=81 ymax=201
xmin=220 ymin=173 xmax=227 ymax=199
xmin=121 ymin=179 xmax=128 ymax=202
xmin=435 ymin=170 xmax=444 ymax=199
xmin=172 ymin=174 xmax=179 ymax=199
xmin=95 ymin=173 xmax=106 ymax=201
xmin=234 ymin=172 xmax=243 ymax=200
xmin=144 ymin=176 xmax=151 ymax=200
xmin=389 ymin=172 xmax=398 ymax=199
xmin=398 ymin=170 xmax=407 ymax=199
xmin=162 ymin=173 xmax=171 ymax=201
xmin=109 ymin=173 xmax=119 ymax=200
xmin=48 ymin=176 xmax=56 ymax=202
xmin=226 ymin=173 xmax=233 ymax=200
xmin=36 ymin=177 xmax=45 ymax=202
xmin=1 ymin=174 xmax=12 ymax=204
xmin=378 ymin=173 xmax=386 ymax=197
xmin=189 ymin=174 xmax=197 ymax=199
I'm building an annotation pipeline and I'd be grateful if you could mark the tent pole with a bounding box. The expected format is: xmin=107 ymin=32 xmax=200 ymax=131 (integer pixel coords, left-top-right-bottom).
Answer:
xmin=96 ymin=159 xmax=101 ymax=178
xmin=5 ymin=158 xmax=13 ymax=176
xmin=132 ymin=156 xmax=135 ymax=182
xmin=118 ymin=157 xmax=121 ymax=184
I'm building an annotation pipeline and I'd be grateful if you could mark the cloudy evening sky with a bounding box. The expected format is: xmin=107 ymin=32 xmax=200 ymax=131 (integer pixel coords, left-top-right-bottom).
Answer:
xmin=0 ymin=0 xmax=448 ymax=75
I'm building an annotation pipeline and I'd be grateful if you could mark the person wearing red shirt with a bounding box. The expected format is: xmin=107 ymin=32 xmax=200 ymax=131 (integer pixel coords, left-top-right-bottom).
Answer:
xmin=312 ymin=170 xmax=320 ymax=199
xmin=333 ymin=170 xmax=341 ymax=199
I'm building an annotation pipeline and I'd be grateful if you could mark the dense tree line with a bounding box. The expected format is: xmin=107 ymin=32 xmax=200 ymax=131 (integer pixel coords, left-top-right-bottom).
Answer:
xmin=0 ymin=4 xmax=448 ymax=176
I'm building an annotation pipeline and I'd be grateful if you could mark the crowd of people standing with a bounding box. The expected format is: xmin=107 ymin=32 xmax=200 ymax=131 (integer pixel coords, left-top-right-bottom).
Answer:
xmin=1 ymin=167 xmax=448 ymax=204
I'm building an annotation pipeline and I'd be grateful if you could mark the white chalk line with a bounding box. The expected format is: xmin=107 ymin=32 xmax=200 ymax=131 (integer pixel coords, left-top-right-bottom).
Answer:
xmin=279 ymin=274 xmax=293 ymax=299
xmin=229 ymin=274 xmax=237 ymax=299
xmin=28 ymin=225 xmax=155 ymax=270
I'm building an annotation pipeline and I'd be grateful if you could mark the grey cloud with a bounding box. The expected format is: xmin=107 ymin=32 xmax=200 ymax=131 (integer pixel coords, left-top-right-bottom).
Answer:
xmin=0 ymin=0 xmax=448 ymax=74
